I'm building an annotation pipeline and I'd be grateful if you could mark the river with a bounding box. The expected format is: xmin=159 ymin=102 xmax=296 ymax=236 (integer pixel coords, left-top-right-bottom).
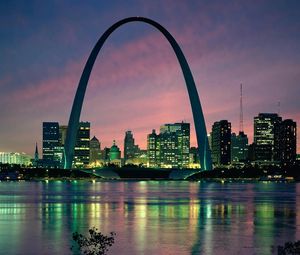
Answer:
xmin=0 ymin=181 xmax=299 ymax=254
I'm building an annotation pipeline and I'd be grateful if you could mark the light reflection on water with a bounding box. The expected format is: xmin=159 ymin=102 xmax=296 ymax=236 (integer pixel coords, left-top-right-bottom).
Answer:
xmin=0 ymin=181 xmax=299 ymax=255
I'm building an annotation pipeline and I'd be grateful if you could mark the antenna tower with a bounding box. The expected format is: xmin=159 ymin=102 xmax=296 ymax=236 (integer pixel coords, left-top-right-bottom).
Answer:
xmin=239 ymin=83 xmax=244 ymax=132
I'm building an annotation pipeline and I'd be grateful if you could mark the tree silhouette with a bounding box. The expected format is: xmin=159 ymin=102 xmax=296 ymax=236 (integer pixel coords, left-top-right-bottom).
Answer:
xmin=71 ymin=227 xmax=116 ymax=255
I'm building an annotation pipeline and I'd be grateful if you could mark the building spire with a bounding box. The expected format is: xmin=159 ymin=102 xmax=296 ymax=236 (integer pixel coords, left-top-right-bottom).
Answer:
xmin=239 ymin=83 xmax=244 ymax=132
xmin=34 ymin=142 xmax=39 ymax=161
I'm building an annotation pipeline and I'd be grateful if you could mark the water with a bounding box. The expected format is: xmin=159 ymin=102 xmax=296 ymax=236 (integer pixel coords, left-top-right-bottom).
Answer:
xmin=0 ymin=181 xmax=299 ymax=255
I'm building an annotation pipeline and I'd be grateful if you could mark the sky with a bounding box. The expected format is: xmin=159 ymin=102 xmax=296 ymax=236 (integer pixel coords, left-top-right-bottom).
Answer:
xmin=0 ymin=0 xmax=300 ymax=156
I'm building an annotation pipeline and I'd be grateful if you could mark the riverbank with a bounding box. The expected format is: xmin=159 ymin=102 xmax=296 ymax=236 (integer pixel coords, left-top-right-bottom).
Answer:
xmin=0 ymin=164 xmax=299 ymax=181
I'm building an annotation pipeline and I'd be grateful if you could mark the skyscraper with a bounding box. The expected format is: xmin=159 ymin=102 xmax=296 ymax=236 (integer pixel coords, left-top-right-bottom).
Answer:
xmin=59 ymin=125 xmax=68 ymax=147
xmin=189 ymin=147 xmax=200 ymax=168
xmin=253 ymin=113 xmax=282 ymax=165
xmin=90 ymin=136 xmax=101 ymax=165
xmin=160 ymin=122 xmax=190 ymax=168
xmin=73 ymin=122 xmax=90 ymax=168
xmin=159 ymin=131 xmax=179 ymax=168
xmin=211 ymin=120 xmax=231 ymax=167
xmin=279 ymin=119 xmax=297 ymax=166
xmin=147 ymin=129 xmax=160 ymax=168
xmin=124 ymin=130 xmax=135 ymax=162
xmin=231 ymin=131 xmax=248 ymax=164
xmin=147 ymin=123 xmax=190 ymax=168
xmin=42 ymin=122 xmax=60 ymax=167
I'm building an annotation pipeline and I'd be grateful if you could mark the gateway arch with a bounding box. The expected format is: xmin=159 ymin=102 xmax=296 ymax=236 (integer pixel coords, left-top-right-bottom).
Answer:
xmin=64 ymin=17 xmax=212 ymax=170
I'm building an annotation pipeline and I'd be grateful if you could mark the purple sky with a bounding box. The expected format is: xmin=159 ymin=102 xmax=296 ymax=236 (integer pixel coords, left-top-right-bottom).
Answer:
xmin=1 ymin=0 xmax=300 ymax=156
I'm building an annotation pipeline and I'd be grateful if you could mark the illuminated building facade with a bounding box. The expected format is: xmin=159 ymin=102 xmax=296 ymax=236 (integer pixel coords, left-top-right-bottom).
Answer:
xmin=89 ymin=136 xmax=101 ymax=166
xmin=73 ymin=122 xmax=90 ymax=168
xmin=160 ymin=122 xmax=190 ymax=168
xmin=159 ymin=131 xmax=179 ymax=168
xmin=42 ymin=122 xmax=61 ymax=167
xmin=189 ymin=147 xmax=200 ymax=168
xmin=125 ymin=149 xmax=148 ymax=166
xmin=124 ymin=130 xmax=135 ymax=162
xmin=147 ymin=129 xmax=160 ymax=167
xmin=0 ymin=152 xmax=31 ymax=166
xmin=109 ymin=140 xmax=122 ymax=166
xmin=253 ymin=113 xmax=281 ymax=165
xmin=59 ymin=125 xmax=68 ymax=147
xmin=279 ymin=119 xmax=297 ymax=166
xmin=211 ymin=120 xmax=231 ymax=167
xmin=231 ymin=131 xmax=248 ymax=164
xmin=147 ymin=123 xmax=190 ymax=168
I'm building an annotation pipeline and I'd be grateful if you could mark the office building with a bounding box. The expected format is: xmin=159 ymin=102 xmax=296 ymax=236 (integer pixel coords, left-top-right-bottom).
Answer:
xmin=160 ymin=122 xmax=190 ymax=168
xmin=147 ymin=122 xmax=190 ymax=168
xmin=124 ymin=130 xmax=136 ymax=162
xmin=90 ymin=136 xmax=101 ymax=166
xmin=253 ymin=113 xmax=282 ymax=164
xmin=231 ymin=131 xmax=248 ymax=164
xmin=211 ymin=120 xmax=231 ymax=166
xmin=147 ymin=129 xmax=160 ymax=168
xmin=73 ymin=122 xmax=90 ymax=168
xmin=59 ymin=125 xmax=68 ymax=146
xmin=159 ymin=131 xmax=179 ymax=168
xmin=189 ymin=147 xmax=200 ymax=168
xmin=42 ymin=122 xmax=60 ymax=167
xmin=279 ymin=119 xmax=297 ymax=166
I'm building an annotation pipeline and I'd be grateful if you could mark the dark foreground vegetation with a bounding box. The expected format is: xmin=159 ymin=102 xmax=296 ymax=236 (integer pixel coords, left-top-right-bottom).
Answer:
xmin=0 ymin=163 xmax=300 ymax=181
xmin=188 ymin=165 xmax=300 ymax=181
xmin=275 ymin=240 xmax=300 ymax=254
xmin=71 ymin=227 xmax=115 ymax=255
xmin=0 ymin=164 xmax=93 ymax=180
xmin=70 ymin=227 xmax=299 ymax=255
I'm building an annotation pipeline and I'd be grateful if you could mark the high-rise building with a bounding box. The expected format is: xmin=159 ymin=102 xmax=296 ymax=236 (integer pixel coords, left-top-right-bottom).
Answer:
xmin=189 ymin=147 xmax=200 ymax=168
xmin=57 ymin=125 xmax=68 ymax=165
xmin=147 ymin=123 xmax=190 ymax=168
xmin=231 ymin=131 xmax=248 ymax=164
xmin=73 ymin=122 xmax=90 ymax=168
xmin=253 ymin=113 xmax=282 ymax=164
xmin=101 ymin=147 xmax=110 ymax=161
xmin=147 ymin=129 xmax=160 ymax=168
xmin=160 ymin=122 xmax=190 ymax=168
xmin=124 ymin=131 xmax=136 ymax=162
xmin=159 ymin=131 xmax=179 ymax=168
xmin=211 ymin=120 xmax=231 ymax=166
xmin=279 ymin=119 xmax=297 ymax=166
xmin=59 ymin=125 xmax=68 ymax=146
xmin=90 ymin=136 xmax=101 ymax=165
xmin=42 ymin=122 xmax=60 ymax=167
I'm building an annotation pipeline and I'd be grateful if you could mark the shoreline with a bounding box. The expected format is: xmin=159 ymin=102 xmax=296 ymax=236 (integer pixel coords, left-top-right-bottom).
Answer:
xmin=0 ymin=177 xmax=297 ymax=183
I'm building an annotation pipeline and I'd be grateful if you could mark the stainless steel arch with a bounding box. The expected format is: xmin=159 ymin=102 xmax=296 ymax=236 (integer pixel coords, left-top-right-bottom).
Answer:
xmin=64 ymin=17 xmax=212 ymax=170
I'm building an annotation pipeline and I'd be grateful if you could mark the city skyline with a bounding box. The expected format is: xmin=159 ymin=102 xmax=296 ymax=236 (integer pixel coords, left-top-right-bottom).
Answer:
xmin=1 ymin=1 xmax=300 ymax=155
